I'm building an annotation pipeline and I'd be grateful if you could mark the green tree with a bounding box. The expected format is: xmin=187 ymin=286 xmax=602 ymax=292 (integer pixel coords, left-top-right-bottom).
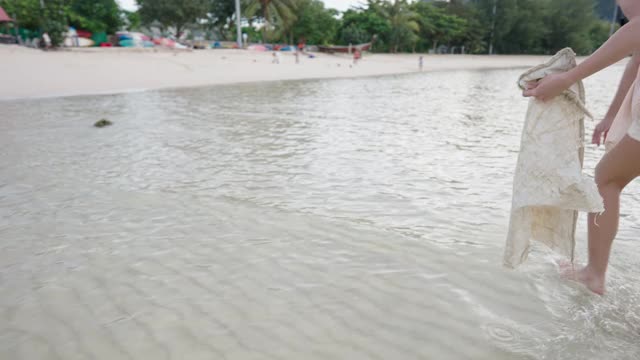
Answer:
xmin=1 ymin=0 xmax=68 ymax=46
xmin=67 ymin=0 xmax=122 ymax=33
xmin=242 ymin=0 xmax=298 ymax=43
xmin=338 ymin=1 xmax=390 ymax=50
xmin=545 ymin=0 xmax=605 ymax=55
xmin=289 ymin=0 xmax=339 ymax=45
xmin=0 ymin=0 xmax=42 ymax=29
xmin=472 ymin=0 xmax=607 ymax=55
xmin=204 ymin=0 xmax=236 ymax=38
xmin=384 ymin=0 xmax=419 ymax=53
xmin=475 ymin=0 xmax=552 ymax=54
xmin=439 ymin=0 xmax=486 ymax=53
xmin=476 ymin=0 xmax=518 ymax=54
xmin=412 ymin=1 xmax=467 ymax=53
xmin=494 ymin=0 xmax=548 ymax=54
xmin=241 ymin=25 xmax=261 ymax=42
xmin=137 ymin=0 xmax=208 ymax=36
xmin=589 ymin=18 xmax=611 ymax=51
xmin=42 ymin=0 xmax=68 ymax=46
xmin=339 ymin=23 xmax=370 ymax=45
xmin=122 ymin=10 xmax=141 ymax=31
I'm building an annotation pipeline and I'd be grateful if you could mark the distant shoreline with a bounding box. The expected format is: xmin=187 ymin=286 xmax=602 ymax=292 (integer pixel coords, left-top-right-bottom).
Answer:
xmin=0 ymin=45 xmax=586 ymax=101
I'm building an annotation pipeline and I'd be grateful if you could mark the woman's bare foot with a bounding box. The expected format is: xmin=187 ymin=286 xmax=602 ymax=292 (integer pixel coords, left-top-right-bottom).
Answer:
xmin=559 ymin=262 xmax=606 ymax=295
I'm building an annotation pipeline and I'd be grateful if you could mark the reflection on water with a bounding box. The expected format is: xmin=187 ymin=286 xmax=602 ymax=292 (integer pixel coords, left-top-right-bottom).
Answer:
xmin=1 ymin=67 xmax=639 ymax=359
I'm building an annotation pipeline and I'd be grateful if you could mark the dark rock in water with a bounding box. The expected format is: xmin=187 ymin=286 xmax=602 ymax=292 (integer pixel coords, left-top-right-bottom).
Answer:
xmin=94 ymin=119 xmax=113 ymax=128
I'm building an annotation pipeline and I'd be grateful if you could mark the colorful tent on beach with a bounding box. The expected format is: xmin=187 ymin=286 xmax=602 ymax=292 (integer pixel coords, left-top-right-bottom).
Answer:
xmin=0 ymin=6 xmax=13 ymax=22
xmin=248 ymin=44 xmax=267 ymax=51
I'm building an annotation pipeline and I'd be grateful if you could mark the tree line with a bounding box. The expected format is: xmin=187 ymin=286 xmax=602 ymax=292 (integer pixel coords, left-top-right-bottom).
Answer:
xmin=1 ymin=0 xmax=137 ymax=45
xmin=0 ymin=0 xmax=618 ymax=55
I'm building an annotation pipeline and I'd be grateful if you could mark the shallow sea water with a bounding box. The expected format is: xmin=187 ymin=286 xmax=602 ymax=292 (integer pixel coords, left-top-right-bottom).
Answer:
xmin=1 ymin=65 xmax=639 ymax=359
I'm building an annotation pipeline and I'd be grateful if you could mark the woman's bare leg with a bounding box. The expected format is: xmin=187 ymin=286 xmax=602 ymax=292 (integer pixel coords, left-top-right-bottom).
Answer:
xmin=578 ymin=135 xmax=640 ymax=294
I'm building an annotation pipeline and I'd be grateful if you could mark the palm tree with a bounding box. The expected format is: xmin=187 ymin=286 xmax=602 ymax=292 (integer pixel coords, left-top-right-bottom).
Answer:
xmin=243 ymin=0 xmax=298 ymax=43
xmin=384 ymin=0 xmax=419 ymax=53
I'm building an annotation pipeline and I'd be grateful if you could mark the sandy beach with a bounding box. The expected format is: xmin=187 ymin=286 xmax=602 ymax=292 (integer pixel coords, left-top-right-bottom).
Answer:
xmin=1 ymin=45 xmax=561 ymax=100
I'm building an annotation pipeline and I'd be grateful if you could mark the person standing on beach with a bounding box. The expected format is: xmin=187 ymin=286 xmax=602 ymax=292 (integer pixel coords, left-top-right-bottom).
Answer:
xmin=419 ymin=56 xmax=424 ymax=71
xmin=272 ymin=51 xmax=280 ymax=64
xmin=523 ymin=0 xmax=640 ymax=295
xmin=42 ymin=32 xmax=51 ymax=50
xmin=295 ymin=50 xmax=300 ymax=64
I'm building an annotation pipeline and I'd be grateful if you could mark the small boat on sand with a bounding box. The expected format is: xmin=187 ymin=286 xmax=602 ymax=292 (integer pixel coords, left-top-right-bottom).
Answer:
xmin=318 ymin=42 xmax=372 ymax=54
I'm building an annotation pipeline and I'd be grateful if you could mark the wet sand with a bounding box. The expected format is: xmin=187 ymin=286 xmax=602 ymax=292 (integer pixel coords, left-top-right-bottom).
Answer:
xmin=1 ymin=45 xmax=561 ymax=100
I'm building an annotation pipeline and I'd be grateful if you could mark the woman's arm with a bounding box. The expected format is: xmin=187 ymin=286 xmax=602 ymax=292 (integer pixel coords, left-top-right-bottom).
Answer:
xmin=592 ymin=53 xmax=640 ymax=145
xmin=602 ymin=52 xmax=640 ymax=122
xmin=524 ymin=18 xmax=640 ymax=101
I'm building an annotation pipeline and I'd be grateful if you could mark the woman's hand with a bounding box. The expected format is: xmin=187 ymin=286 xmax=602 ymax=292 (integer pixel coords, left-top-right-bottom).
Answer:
xmin=592 ymin=117 xmax=614 ymax=146
xmin=523 ymin=72 xmax=574 ymax=102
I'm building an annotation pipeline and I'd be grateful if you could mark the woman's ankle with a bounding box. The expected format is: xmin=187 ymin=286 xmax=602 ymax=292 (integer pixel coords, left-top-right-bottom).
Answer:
xmin=582 ymin=265 xmax=606 ymax=281
xmin=582 ymin=266 xmax=607 ymax=295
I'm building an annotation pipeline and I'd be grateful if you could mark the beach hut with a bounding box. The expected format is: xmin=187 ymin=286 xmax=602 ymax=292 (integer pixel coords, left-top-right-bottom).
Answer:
xmin=0 ymin=6 xmax=12 ymax=22
xmin=0 ymin=6 xmax=15 ymax=44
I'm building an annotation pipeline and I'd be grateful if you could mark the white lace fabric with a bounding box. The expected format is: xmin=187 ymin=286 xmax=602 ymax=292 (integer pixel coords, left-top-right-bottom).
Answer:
xmin=504 ymin=48 xmax=604 ymax=268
